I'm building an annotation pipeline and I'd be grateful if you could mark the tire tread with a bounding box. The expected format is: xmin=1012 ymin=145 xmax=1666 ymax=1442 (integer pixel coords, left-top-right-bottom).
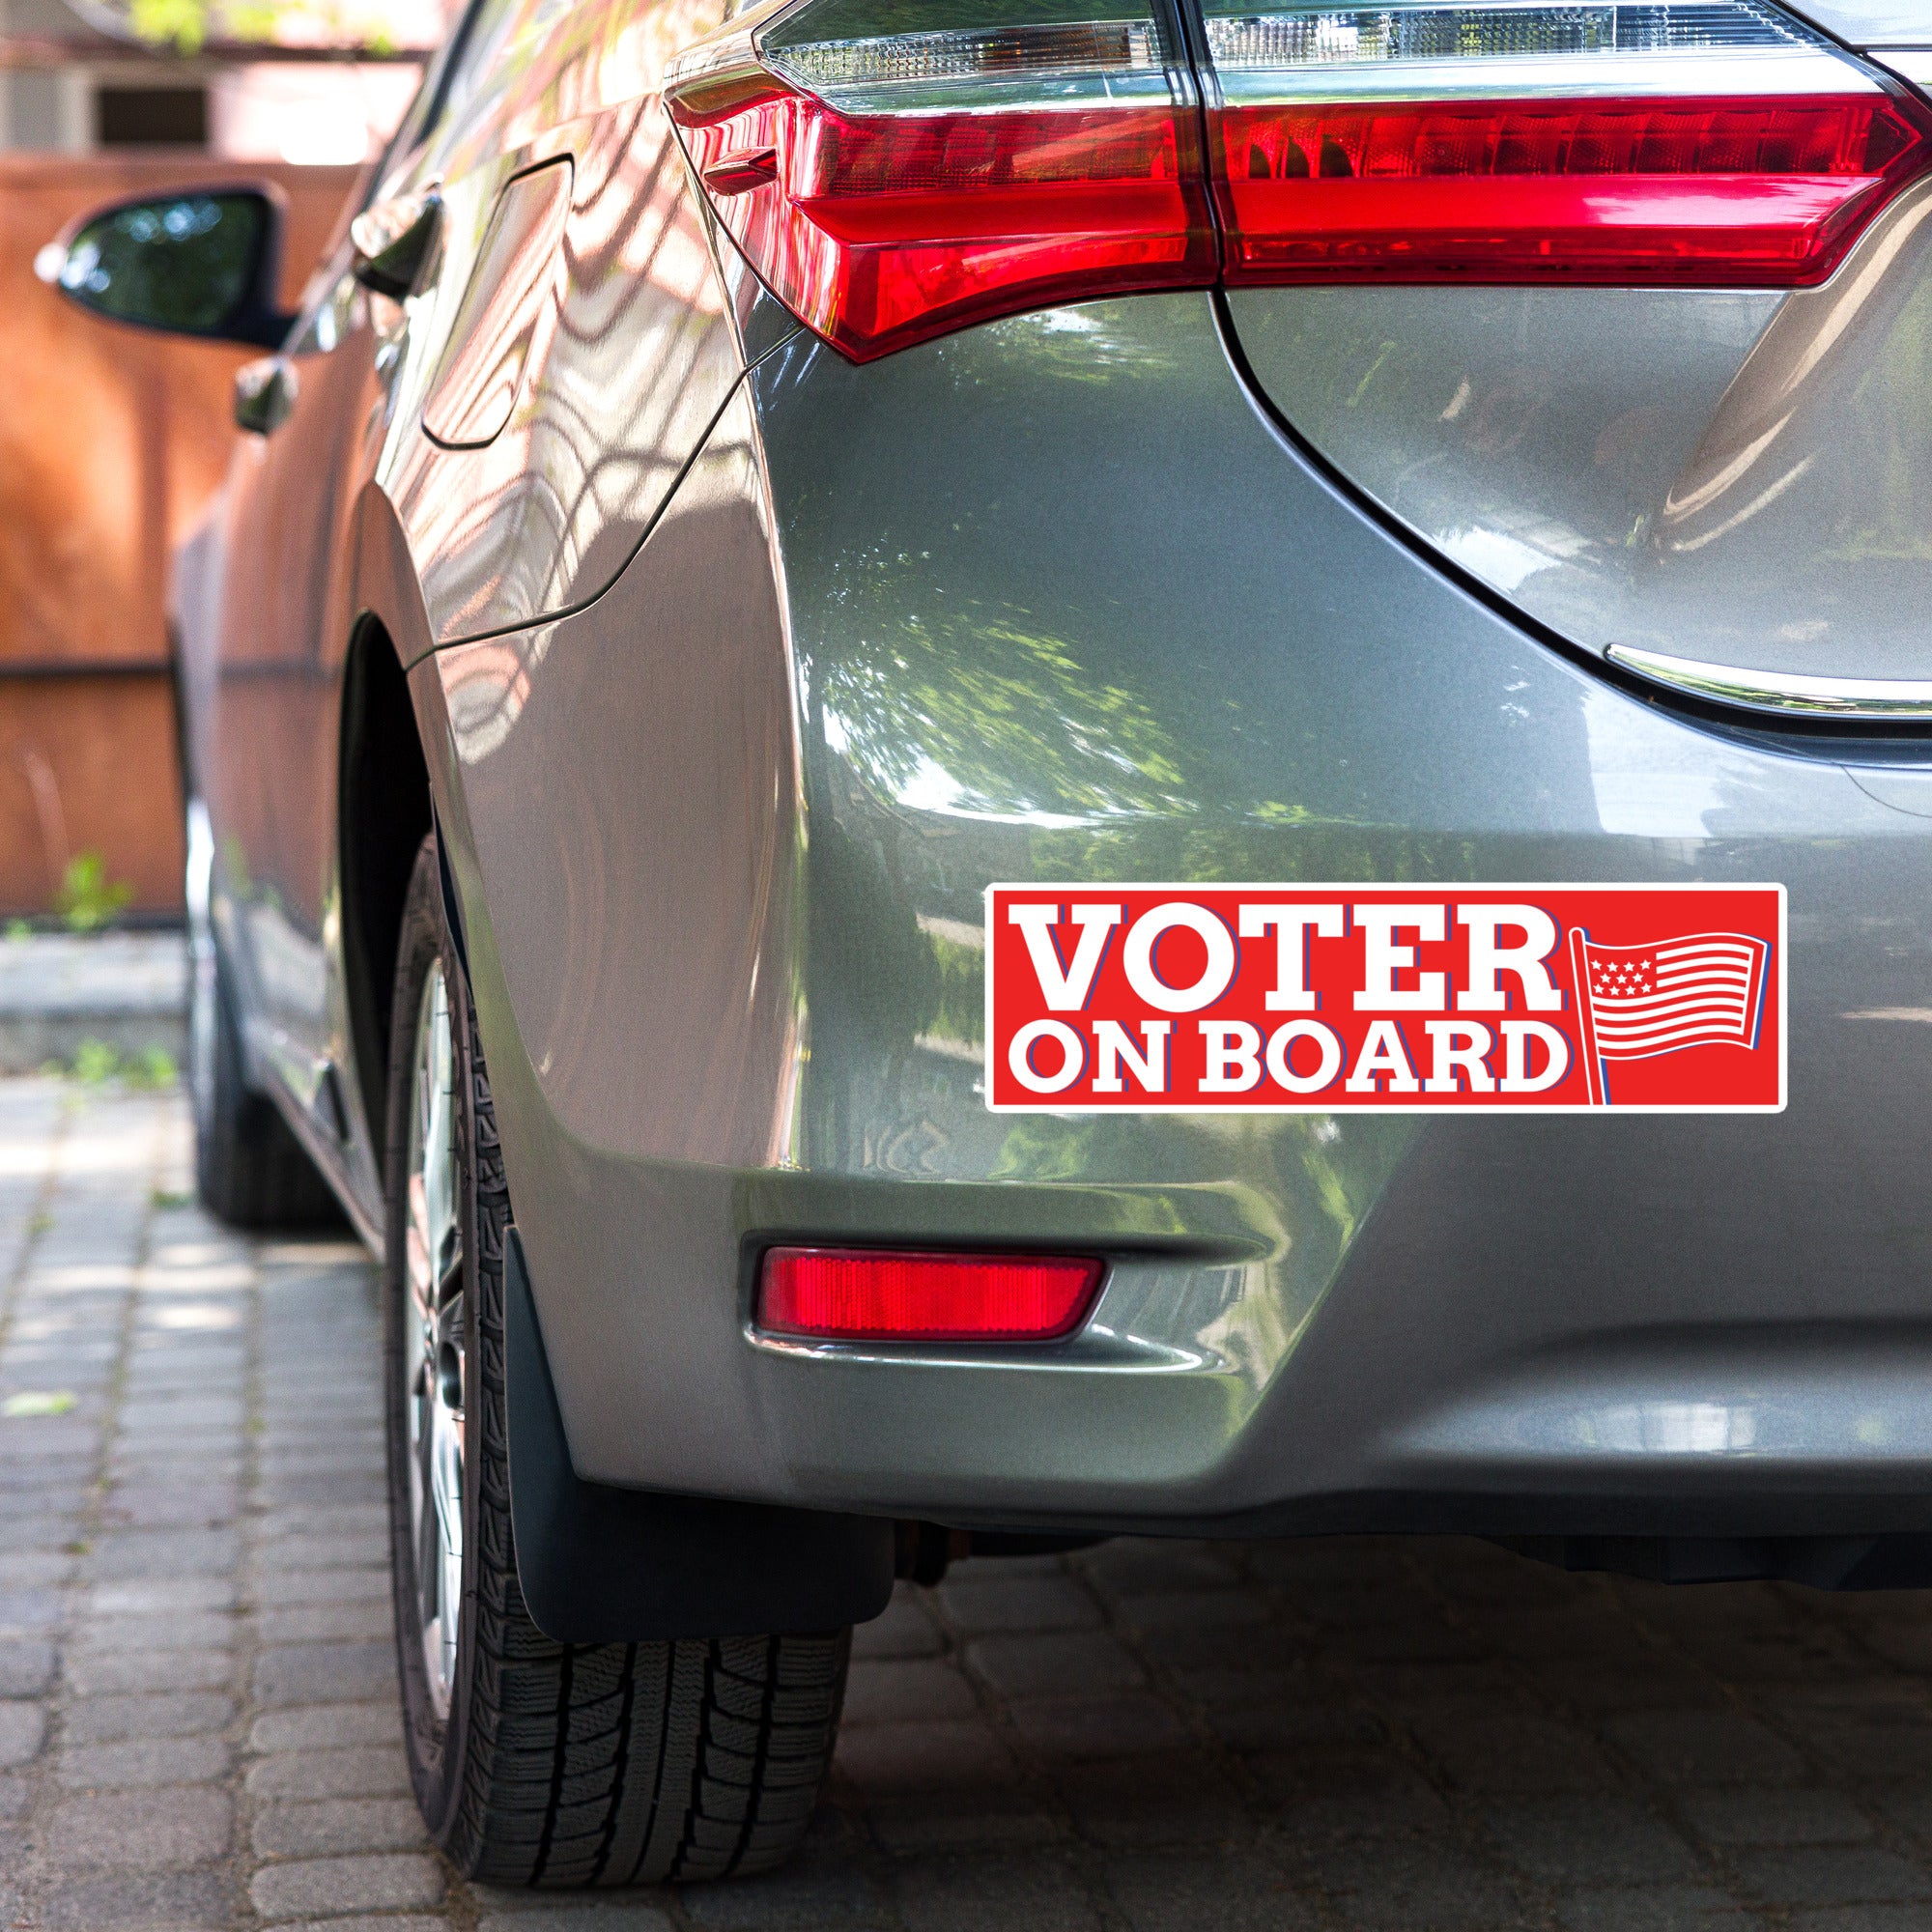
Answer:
xmin=384 ymin=838 xmax=846 ymax=1889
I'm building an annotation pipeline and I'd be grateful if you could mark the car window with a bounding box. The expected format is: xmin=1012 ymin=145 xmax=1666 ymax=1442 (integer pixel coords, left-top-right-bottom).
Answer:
xmin=410 ymin=0 xmax=526 ymax=160
xmin=418 ymin=0 xmax=582 ymax=172
xmin=354 ymin=0 xmax=512 ymax=212
xmin=285 ymin=268 xmax=360 ymax=356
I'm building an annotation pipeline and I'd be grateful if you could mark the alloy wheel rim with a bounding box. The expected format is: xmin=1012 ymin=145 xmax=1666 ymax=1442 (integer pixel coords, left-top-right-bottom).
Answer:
xmin=404 ymin=959 xmax=465 ymax=1721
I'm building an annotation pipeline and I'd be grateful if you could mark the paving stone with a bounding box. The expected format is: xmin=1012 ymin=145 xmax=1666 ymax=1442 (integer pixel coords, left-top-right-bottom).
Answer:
xmin=1680 ymin=1786 xmax=1877 ymax=1846
xmin=251 ymin=1640 xmax=395 ymax=1707
xmin=1552 ymin=1884 xmax=1754 ymax=1930
xmin=64 ymin=1690 xmax=233 ymax=1744
xmin=1604 ymin=1710 xmax=1808 ymax=1786
xmin=56 ymin=1735 xmax=233 ymax=1788
xmin=0 ymin=1637 xmax=54 ymax=1695
xmin=258 ymin=1449 xmax=385 ymax=1474
xmin=935 ymin=1575 xmax=1101 ymax=1634
xmin=1132 ymin=1616 xmax=1302 ymax=1673
xmin=681 ymin=1853 xmax=892 ymax=1926
xmin=1799 ymin=1717 xmax=1932 ymax=1784
xmin=1868 ymin=1782 xmax=1932 ymax=1842
xmin=258 ymin=1474 xmax=385 ymax=1513
xmin=255 ymin=1599 xmax=393 ymax=1645
xmin=1732 ymin=1847 xmax=1932 ymax=1905
xmin=474 ymin=1908 xmax=677 ymax=1932
xmin=244 ymin=1744 xmax=413 ymax=1800
xmin=252 ymin=1797 xmax=427 ymax=1857
xmin=287 ymin=1919 xmax=447 ymax=1932
xmin=0 ymin=1585 xmax=65 ymax=1626
xmin=76 ymin=1610 xmax=237 ymax=1652
xmin=1056 ymin=1755 xmax=1255 ymax=1849
xmin=0 ymin=1550 xmax=80 ymax=1591
xmin=248 ymin=1851 xmax=444 ymax=1918
xmin=834 ymin=1718 xmax=1019 ymax=1794
xmin=1317 ymin=1837 xmax=1542 ymax=1929
xmin=41 ymin=1868 xmax=230 ymax=1930
xmin=1201 ymin=1685 xmax=1384 ymax=1754
xmin=1109 ymin=1589 xmax=1270 ymax=1633
xmin=102 ymin=1487 xmax=239 ymax=1531
xmin=266 ymin=1534 xmax=392 ymax=1572
xmin=1007 ymin=1692 xmax=1191 ymax=1760
xmin=1410 ymin=1704 xmax=1622 ymax=1794
xmin=88 ymin=1577 xmax=235 ymax=1616
xmin=895 ymin=1851 xmax=1101 ymax=1931
xmin=1082 ymin=1545 xmax=1242 ymax=1593
xmin=0 ymin=1518 xmax=78 ymax=1560
xmin=117 ymin=1398 xmax=242 ymax=1432
xmin=248 ymin=1702 xmax=400 ymax=1752
xmin=1485 ymin=1795 xmax=1707 ymax=1887
xmin=1787 ymin=1909 xmax=1932 ymax=1930
xmin=46 ymin=1786 xmax=233 ymax=1869
xmin=85 ymin=1530 xmax=242 ymax=1581
xmin=251 ymin=1566 xmax=389 ymax=1607
xmin=64 ymin=1647 xmax=232 ymax=1696
xmin=1105 ymin=1852 xmax=1324 ymax=1931
xmin=0 ymin=1698 xmax=46 ymax=1766
xmin=967 ymin=1630 xmax=1145 ymax=1699
xmin=1260 ymin=1743 xmax=1450 ymax=1836
xmin=842 ymin=1660 xmax=980 ymax=1727
xmin=867 ymin=1793 xmax=1063 ymax=1855
xmin=0 ymin=1485 xmax=88 ymax=1519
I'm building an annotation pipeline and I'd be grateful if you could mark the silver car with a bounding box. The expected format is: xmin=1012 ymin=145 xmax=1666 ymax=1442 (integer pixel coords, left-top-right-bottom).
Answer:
xmin=39 ymin=0 xmax=1932 ymax=1885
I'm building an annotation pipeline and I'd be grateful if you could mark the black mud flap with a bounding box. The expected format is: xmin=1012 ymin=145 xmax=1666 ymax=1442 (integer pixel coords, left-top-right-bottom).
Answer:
xmin=504 ymin=1226 xmax=895 ymax=1641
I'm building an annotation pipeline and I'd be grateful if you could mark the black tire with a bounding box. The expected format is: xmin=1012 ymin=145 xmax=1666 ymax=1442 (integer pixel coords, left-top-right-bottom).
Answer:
xmin=383 ymin=834 xmax=850 ymax=1886
xmin=188 ymin=878 xmax=340 ymax=1229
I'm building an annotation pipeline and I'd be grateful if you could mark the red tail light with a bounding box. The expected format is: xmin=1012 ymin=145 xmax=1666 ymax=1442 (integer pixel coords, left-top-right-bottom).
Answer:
xmin=668 ymin=68 xmax=1216 ymax=360
xmin=668 ymin=0 xmax=1932 ymax=359
xmin=1216 ymin=94 xmax=1929 ymax=283
xmin=758 ymin=1246 xmax=1104 ymax=1342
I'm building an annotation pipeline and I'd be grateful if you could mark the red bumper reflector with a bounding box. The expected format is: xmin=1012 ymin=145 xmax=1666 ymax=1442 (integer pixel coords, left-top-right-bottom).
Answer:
xmin=1215 ymin=95 xmax=1929 ymax=284
xmin=758 ymin=1247 xmax=1104 ymax=1341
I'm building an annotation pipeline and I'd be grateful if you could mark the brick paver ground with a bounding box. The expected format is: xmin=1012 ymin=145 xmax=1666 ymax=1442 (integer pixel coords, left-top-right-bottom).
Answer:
xmin=9 ymin=1081 xmax=1932 ymax=1929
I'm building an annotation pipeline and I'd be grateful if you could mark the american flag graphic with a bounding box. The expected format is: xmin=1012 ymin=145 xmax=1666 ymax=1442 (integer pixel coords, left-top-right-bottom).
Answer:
xmin=1569 ymin=928 xmax=1772 ymax=1105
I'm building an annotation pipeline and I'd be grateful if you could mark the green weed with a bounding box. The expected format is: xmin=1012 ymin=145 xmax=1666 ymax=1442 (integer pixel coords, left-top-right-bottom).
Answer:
xmin=55 ymin=851 xmax=134 ymax=933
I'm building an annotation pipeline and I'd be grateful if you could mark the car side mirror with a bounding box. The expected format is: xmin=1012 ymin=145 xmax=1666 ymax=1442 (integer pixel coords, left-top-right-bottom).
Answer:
xmin=36 ymin=186 xmax=295 ymax=349
xmin=233 ymin=355 xmax=296 ymax=435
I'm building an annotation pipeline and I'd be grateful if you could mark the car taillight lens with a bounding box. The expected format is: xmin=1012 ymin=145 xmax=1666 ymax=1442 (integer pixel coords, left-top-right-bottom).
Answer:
xmin=758 ymin=1246 xmax=1104 ymax=1341
xmin=669 ymin=0 xmax=1931 ymax=358
xmin=1198 ymin=0 xmax=1931 ymax=284
xmin=666 ymin=4 xmax=1217 ymax=359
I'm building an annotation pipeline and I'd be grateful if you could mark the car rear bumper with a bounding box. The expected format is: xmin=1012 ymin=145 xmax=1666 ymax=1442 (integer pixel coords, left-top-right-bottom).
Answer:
xmin=418 ymin=290 xmax=1932 ymax=1539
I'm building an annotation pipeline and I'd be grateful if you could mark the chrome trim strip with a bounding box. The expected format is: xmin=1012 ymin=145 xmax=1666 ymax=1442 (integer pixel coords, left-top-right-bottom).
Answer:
xmin=1211 ymin=45 xmax=1861 ymax=98
xmin=1607 ymin=642 xmax=1932 ymax=718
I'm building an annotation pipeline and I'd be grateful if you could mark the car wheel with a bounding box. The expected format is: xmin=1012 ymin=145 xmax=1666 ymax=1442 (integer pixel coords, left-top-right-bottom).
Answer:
xmin=185 ymin=799 xmax=339 ymax=1228
xmin=383 ymin=833 xmax=851 ymax=1885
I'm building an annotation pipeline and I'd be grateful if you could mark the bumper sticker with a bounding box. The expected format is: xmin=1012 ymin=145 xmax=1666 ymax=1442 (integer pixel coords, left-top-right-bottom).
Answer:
xmin=985 ymin=883 xmax=1785 ymax=1113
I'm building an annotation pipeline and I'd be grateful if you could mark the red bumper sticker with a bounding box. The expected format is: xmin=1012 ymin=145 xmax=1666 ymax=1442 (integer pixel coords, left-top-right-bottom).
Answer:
xmin=985 ymin=883 xmax=1785 ymax=1114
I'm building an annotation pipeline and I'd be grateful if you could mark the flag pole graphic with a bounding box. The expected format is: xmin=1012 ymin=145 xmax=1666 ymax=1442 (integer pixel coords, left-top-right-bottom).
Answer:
xmin=1568 ymin=925 xmax=1606 ymax=1107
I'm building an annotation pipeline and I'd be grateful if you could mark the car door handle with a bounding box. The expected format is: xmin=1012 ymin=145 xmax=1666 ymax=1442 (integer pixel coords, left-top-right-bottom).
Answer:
xmin=350 ymin=188 xmax=442 ymax=301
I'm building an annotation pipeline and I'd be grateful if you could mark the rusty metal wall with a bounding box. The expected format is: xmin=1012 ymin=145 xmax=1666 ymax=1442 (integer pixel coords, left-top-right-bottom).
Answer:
xmin=0 ymin=155 xmax=359 ymax=917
